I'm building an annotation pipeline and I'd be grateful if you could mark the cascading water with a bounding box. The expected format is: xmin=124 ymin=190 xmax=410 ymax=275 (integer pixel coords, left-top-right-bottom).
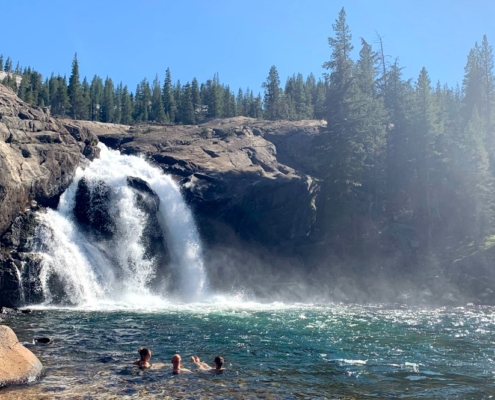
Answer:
xmin=31 ymin=143 xmax=207 ymax=308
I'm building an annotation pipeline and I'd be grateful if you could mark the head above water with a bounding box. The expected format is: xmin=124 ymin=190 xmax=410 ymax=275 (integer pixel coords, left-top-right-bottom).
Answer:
xmin=214 ymin=356 xmax=224 ymax=369
xmin=171 ymin=354 xmax=182 ymax=373
xmin=138 ymin=347 xmax=152 ymax=361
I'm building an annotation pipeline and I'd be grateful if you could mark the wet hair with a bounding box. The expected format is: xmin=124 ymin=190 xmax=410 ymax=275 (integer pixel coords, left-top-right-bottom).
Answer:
xmin=214 ymin=356 xmax=224 ymax=369
xmin=171 ymin=354 xmax=181 ymax=364
xmin=138 ymin=347 xmax=151 ymax=359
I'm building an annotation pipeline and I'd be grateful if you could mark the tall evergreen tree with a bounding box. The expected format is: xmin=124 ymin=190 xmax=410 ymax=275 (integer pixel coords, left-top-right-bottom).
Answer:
xmin=321 ymin=7 xmax=367 ymax=237
xmin=151 ymin=75 xmax=166 ymax=122
xmin=52 ymin=75 xmax=70 ymax=116
xmin=68 ymin=53 xmax=85 ymax=119
xmin=121 ymin=85 xmax=133 ymax=125
xmin=80 ymin=77 xmax=90 ymax=120
xmin=162 ymin=68 xmax=176 ymax=123
xmin=180 ymin=82 xmax=195 ymax=124
xmin=113 ymin=82 xmax=123 ymax=124
xmin=4 ymin=57 xmax=12 ymax=73
xmin=101 ymin=77 xmax=115 ymax=123
xmin=453 ymin=108 xmax=494 ymax=248
xmin=263 ymin=65 xmax=284 ymax=120
xmin=191 ymin=77 xmax=203 ymax=121
xmin=354 ymin=39 xmax=387 ymax=221
xmin=90 ymin=75 xmax=104 ymax=121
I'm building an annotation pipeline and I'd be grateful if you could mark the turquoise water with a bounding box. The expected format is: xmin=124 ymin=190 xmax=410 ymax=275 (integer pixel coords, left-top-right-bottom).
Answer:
xmin=2 ymin=303 xmax=495 ymax=399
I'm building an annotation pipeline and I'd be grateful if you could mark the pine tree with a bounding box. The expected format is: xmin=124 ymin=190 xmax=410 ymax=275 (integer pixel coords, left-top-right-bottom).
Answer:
xmin=68 ymin=53 xmax=85 ymax=119
xmin=151 ymin=75 xmax=166 ymax=122
xmin=52 ymin=76 xmax=70 ymax=116
xmin=383 ymin=60 xmax=414 ymax=202
xmin=80 ymin=77 xmax=90 ymax=120
xmin=180 ymin=82 xmax=195 ymax=124
xmin=134 ymin=78 xmax=151 ymax=122
xmin=313 ymin=80 xmax=327 ymax=119
xmin=90 ymin=75 xmax=104 ymax=121
xmin=236 ymin=88 xmax=245 ymax=116
xmin=4 ymin=57 xmax=12 ymax=73
xmin=18 ymin=68 xmax=31 ymax=103
xmin=462 ymin=44 xmax=483 ymax=121
xmin=322 ymin=7 xmax=368 ymax=237
xmin=0 ymin=55 xmax=3 ymax=71
xmin=114 ymin=82 xmax=123 ymax=124
xmin=191 ymin=77 xmax=203 ymax=121
xmin=410 ymin=67 xmax=440 ymax=249
xmin=453 ymin=108 xmax=494 ymax=248
xmin=354 ymin=39 xmax=387 ymax=222
xmin=204 ymin=74 xmax=224 ymax=118
xmin=101 ymin=77 xmax=115 ymax=122
xmin=262 ymin=65 xmax=284 ymax=120
xmin=173 ymin=80 xmax=182 ymax=122
xmin=121 ymin=85 xmax=133 ymax=125
xmin=40 ymin=78 xmax=50 ymax=107
xmin=479 ymin=35 xmax=494 ymax=131
xmin=162 ymin=68 xmax=176 ymax=123
xmin=294 ymin=73 xmax=309 ymax=119
xmin=223 ymin=86 xmax=236 ymax=117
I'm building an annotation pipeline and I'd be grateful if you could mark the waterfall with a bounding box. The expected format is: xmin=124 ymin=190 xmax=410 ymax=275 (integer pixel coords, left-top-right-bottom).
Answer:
xmin=31 ymin=143 xmax=207 ymax=308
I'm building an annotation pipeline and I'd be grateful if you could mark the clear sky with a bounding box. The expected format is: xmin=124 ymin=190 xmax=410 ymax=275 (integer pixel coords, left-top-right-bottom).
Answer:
xmin=2 ymin=0 xmax=494 ymax=94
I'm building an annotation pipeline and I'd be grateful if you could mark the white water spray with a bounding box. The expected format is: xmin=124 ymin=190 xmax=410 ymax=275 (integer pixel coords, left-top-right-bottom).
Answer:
xmin=32 ymin=144 xmax=207 ymax=307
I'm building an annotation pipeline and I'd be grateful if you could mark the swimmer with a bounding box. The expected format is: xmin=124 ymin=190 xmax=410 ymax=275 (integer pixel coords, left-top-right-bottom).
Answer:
xmin=171 ymin=354 xmax=192 ymax=374
xmin=133 ymin=347 xmax=152 ymax=369
xmin=191 ymin=355 xmax=225 ymax=373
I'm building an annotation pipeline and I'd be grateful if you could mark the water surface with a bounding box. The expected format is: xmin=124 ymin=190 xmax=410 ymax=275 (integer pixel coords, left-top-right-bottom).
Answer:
xmin=2 ymin=302 xmax=495 ymax=399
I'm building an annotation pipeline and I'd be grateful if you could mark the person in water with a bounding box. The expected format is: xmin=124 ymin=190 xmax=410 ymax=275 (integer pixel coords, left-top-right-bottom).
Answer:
xmin=171 ymin=354 xmax=192 ymax=374
xmin=191 ymin=355 xmax=225 ymax=373
xmin=133 ymin=347 xmax=152 ymax=369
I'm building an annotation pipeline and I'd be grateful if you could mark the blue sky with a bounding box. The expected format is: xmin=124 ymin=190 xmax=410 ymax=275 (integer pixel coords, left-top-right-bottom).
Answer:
xmin=2 ymin=0 xmax=494 ymax=94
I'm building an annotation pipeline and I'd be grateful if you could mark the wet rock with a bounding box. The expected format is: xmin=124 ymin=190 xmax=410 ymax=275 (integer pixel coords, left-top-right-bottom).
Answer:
xmin=127 ymin=176 xmax=170 ymax=288
xmin=34 ymin=337 xmax=52 ymax=345
xmin=0 ymin=307 xmax=20 ymax=315
xmin=74 ymin=177 xmax=115 ymax=239
xmin=0 ymin=325 xmax=43 ymax=387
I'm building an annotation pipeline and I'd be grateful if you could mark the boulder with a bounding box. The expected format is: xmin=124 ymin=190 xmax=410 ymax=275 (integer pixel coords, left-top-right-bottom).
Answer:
xmin=74 ymin=178 xmax=115 ymax=239
xmin=127 ymin=176 xmax=171 ymax=289
xmin=0 ymin=325 xmax=43 ymax=387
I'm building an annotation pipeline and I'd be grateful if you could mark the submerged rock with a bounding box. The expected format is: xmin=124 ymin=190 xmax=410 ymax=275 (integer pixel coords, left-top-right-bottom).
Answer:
xmin=34 ymin=337 xmax=52 ymax=345
xmin=0 ymin=325 xmax=43 ymax=387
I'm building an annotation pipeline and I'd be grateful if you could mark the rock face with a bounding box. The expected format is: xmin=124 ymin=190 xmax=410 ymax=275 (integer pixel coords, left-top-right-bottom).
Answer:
xmin=0 ymin=84 xmax=99 ymax=307
xmin=0 ymin=84 xmax=98 ymax=236
xmin=0 ymin=325 xmax=43 ymax=387
xmin=72 ymin=117 xmax=325 ymax=292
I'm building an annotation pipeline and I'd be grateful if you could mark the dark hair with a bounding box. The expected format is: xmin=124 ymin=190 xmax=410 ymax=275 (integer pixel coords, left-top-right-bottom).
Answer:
xmin=138 ymin=347 xmax=151 ymax=359
xmin=214 ymin=356 xmax=224 ymax=368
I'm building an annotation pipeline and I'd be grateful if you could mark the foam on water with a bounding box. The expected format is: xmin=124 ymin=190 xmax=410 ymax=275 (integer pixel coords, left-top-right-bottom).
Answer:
xmin=31 ymin=143 xmax=207 ymax=308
